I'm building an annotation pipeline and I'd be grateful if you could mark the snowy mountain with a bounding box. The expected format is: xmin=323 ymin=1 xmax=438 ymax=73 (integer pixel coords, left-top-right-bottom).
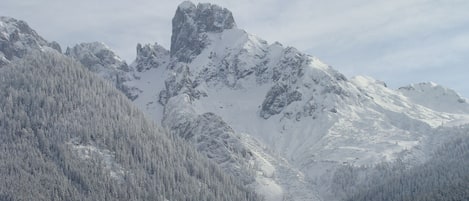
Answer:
xmin=122 ymin=2 xmax=469 ymax=200
xmin=398 ymin=82 xmax=469 ymax=114
xmin=3 ymin=1 xmax=468 ymax=200
xmin=56 ymin=1 xmax=469 ymax=200
xmin=0 ymin=16 xmax=60 ymax=66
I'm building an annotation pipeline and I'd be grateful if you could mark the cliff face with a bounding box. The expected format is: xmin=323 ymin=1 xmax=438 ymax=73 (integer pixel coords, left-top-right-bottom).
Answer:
xmin=170 ymin=1 xmax=236 ymax=62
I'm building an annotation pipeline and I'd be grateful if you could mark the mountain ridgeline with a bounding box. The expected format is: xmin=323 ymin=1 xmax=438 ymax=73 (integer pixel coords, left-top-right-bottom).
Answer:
xmin=1 ymin=1 xmax=469 ymax=200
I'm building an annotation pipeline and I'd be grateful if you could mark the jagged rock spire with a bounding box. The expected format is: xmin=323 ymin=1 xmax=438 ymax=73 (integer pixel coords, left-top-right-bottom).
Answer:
xmin=170 ymin=1 xmax=236 ymax=62
xmin=135 ymin=43 xmax=169 ymax=72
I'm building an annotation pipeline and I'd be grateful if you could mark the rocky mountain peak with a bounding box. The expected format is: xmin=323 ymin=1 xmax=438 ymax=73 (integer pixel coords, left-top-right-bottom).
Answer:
xmin=65 ymin=42 xmax=130 ymax=72
xmin=134 ymin=43 xmax=169 ymax=72
xmin=170 ymin=1 xmax=236 ymax=62
xmin=0 ymin=16 xmax=61 ymax=66
xmin=65 ymin=42 xmax=140 ymax=100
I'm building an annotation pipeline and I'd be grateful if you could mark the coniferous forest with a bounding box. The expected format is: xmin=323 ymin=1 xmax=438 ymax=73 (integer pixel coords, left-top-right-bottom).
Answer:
xmin=0 ymin=51 xmax=260 ymax=201
xmin=328 ymin=126 xmax=469 ymax=201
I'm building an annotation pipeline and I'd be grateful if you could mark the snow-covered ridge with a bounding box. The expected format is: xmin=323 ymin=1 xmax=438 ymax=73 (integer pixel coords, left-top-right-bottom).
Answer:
xmin=0 ymin=16 xmax=61 ymax=66
xmin=350 ymin=76 xmax=467 ymax=128
xmin=65 ymin=42 xmax=140 ymax=100
xmin=398 ymin=82 xmax=469 ymax=114
xmin=66 ymin=42 xmax=129 ymax=72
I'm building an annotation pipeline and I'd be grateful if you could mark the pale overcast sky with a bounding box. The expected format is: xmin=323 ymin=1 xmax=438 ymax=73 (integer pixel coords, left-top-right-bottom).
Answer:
xmin=2 ymin=0 xmax=469 ymax=97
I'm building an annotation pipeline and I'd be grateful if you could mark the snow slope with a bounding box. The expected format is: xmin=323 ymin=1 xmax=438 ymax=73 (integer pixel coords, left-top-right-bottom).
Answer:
xmin=398 ymin=82 xmax=469 ymax=114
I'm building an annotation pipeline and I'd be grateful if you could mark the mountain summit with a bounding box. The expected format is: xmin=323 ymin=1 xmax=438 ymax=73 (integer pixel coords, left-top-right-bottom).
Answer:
xmin=0 ymin=16 xmax=60 ymax=66
xmin=171 ymin=1 xmax=236 ymax=62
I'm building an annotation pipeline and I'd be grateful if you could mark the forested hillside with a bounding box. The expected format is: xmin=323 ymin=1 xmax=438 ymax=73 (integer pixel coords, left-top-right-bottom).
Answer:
xmin=0 ymin=51 xmax=260 ymax=201
xmin=345 ymin=131 xmax=469 ymax=201
xmin=326 ymin=126 xmax=469 ymax=201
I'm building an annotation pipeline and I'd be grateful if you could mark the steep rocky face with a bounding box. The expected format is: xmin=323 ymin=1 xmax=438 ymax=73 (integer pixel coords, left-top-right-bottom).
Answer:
xmin=158 ymin=63 xmax=206 ymax=105
xmin=65 ymin=42 xmax=140 ymax=100
xmin=163 ymin=94 xmax=255 ymax=184
xmin=134 ymin=43 xmax=170 ymax=72
xmin=260 ymin=83 xmax=303 ymax=119
xmin=170 ymin=1 xmax=236 ymax=62
xmin=0 ymin=16 xmax=61 ymax=66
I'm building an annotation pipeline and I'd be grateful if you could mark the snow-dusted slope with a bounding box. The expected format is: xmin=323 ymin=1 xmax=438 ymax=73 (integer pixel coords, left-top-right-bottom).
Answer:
xmin=351 ymin=76 xmax=469 ymax=127
xmin=398 ymin=82 xmax=469 ymax=114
